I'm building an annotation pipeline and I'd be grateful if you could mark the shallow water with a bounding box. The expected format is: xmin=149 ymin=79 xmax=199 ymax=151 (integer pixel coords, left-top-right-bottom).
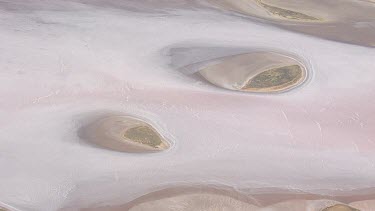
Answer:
xmin=0 ymin=0 xmax=375 ymax=211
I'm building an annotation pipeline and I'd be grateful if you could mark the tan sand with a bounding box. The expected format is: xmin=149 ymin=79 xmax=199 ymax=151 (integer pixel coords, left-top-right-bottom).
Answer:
xmin=350 ymin=200 xmax=375 ymax=211
xmin=79 ymin=115 xmax=170 ymax=153
xmin=198 ymin=52 xmax=307 ymax=93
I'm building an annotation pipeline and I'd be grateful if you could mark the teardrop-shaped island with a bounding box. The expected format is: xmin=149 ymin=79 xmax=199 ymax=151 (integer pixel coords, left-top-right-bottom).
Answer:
xmin=199 ymin=51 xmax=307 ymax=93
xmin=81 ymin=115 xmax=170 ymax=153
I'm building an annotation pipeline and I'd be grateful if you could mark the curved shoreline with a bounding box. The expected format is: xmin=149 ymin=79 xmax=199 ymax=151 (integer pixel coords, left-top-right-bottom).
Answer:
xmin=204 ymin=0 xmax=375 ymax=47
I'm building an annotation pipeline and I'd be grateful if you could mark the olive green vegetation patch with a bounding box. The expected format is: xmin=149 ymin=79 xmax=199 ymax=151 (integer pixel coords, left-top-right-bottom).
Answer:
xmin=245 ymin=65 xmax=302 ymax=89
xmin=124 ymin=125 xmax=162 ymax=148
xmin=259 ymin=1 xmax=319 ymax=21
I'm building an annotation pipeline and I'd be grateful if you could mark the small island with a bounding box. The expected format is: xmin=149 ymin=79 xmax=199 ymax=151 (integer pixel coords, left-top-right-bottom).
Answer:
xmin=80 ymin=115 xmax=170 ymax=153
xmin=199 ymin=51 xmax=307 ymax=93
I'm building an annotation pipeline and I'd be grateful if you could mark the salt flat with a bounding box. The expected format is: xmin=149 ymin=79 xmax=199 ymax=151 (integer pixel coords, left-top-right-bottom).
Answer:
xmin=0 ymin=1 xmax=375 ymax=210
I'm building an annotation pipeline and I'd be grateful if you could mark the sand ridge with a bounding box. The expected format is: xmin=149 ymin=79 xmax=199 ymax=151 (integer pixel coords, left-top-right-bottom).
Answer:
xmin=77 ymin=186 xmax=375 ymax=211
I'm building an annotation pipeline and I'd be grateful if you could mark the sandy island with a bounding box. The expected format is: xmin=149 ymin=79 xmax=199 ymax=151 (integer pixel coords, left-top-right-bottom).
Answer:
xmin=79 ymin=115 xmax=170 ymax=153
xmin=198 ymin=52 xmax=307 ymax=93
